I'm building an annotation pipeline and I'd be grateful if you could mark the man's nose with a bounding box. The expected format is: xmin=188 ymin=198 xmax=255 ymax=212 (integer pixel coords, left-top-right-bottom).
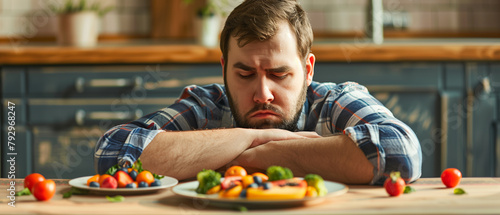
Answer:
xmin=253 ymin=77 xmax=274 ymax=104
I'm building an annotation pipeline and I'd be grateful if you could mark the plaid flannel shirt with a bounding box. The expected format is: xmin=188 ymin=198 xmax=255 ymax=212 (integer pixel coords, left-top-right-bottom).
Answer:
xmin=94 ymin=81 xmax=422 ymax=185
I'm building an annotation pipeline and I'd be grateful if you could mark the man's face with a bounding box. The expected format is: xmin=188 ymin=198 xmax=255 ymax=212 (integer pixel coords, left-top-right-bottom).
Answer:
xmin=223 ymin=22 xmax=315 ymax=130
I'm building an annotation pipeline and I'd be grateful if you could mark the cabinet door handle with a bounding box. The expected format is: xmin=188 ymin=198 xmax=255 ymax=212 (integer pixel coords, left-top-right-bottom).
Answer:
xmin=75 ymin=109 xmax=143 ymax=126
xmin=75 ymin=76 xmax=143 ymax=93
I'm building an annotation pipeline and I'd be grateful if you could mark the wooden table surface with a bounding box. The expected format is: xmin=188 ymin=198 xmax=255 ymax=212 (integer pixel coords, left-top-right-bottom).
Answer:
xmin=1 ymin=177 xmax=499 ymax=214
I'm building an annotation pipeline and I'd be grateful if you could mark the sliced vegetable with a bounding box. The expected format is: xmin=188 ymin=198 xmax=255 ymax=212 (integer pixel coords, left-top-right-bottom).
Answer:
xmin=106 ymin=195 xmax=125 ymax=202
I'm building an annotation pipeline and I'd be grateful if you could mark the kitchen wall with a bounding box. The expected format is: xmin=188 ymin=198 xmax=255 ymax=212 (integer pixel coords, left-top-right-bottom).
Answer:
xmin=0 ymin=0 xmax=150 ymax=37
xmin=0 ymin=0 xmax=499 ymax=38
xmin=300 ymin=0 xmax=500 ymax=32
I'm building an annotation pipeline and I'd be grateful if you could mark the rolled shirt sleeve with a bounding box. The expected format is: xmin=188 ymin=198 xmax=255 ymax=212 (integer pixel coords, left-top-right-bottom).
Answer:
xmin=324 ymin=82 xmax=422 ymax=185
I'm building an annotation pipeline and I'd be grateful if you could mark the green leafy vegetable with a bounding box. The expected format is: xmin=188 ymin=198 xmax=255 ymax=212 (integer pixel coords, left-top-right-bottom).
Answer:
xmin=266 ymin=166 xmax=293 ymax=181
xmin=404 ymin=185 xmax=416 ymax=194
xmin=453 ymin=188 xmax=466 ymax=195
xmin=106 ymin=195 xmax=125 ymax=202
xmin=105 ymin=164 xmax=119 ymax=176
xmin=15 ymin=188 xmax=31 ymax=196
xmin=195 ymin=169 xmax=222 ymax=194
xmin=304 ymin=174 xmax=328 ymax=196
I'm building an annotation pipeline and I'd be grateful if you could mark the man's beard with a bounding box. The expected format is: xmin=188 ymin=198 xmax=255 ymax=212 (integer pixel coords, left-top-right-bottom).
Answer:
xmin=225 ymin=77 xmax=308 ymax=131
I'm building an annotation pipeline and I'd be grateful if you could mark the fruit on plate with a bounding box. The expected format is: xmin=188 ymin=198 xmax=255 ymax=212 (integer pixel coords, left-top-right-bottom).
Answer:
xmin=441 ymin=168 xmax=462 ymax=188
xmin=115 ymin=170 xmax=134 ymax=188
xmin=225 ymin=165 xmax=247 ymax=177
xmin=195 ymin=165 xmax=328 ymax=200
xmin=384 ymin=171 xmax=405 ymax=197
xmin=86 ymin=159 xmax=164 ymax=189
xmin=246 ymin=178 xmax=307 ymax=200
xmin=101 ymin=177 xmax=118 ymax=189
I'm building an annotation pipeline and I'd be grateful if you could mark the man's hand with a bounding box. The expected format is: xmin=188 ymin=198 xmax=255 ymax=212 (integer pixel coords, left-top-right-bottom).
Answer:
xmin=249 ymin=129 xmax=321 ymax=148
xmin=232 ymin=135 xmax=374 ymax=184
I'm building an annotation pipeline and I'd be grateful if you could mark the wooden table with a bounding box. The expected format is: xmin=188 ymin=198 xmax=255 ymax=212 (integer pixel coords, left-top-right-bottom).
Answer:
xmin=1 ymin=178 xmax=499 ymax=214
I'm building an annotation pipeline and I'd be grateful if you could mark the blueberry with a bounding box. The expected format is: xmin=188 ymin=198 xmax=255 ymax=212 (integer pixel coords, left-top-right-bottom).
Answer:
xmin=253 ymin=176 xmax=263 ymax=185
xmin=247 ymin=183 xmax=259 ymax=188
xmin=239 ymin=189 xmax=247 ymax=198
xmin=263 ymin=182 xmax=272 ymax=190
xmin=89 ymin=181 xmax=100 ymax=188
xmin=125 ymin=183 xmax=137 ymax=188
xmin=138 ymin=181 xmax=148 ymax=188
xmin=128 ymin=170 xmax=138 ymax=181
xmin=150 ymin=179 xmax=162 ymax=187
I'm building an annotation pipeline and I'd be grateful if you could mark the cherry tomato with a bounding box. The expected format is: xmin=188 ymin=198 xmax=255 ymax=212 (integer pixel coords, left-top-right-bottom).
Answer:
xmin=225 ymin=166 xmax=247 ymax=177
xmin=441 ymin=168 xmax=462 ymax=188
xmin=24 ymin=173 xmax=45 ymax=193
xmin=251 ymin=172 xmax=269 ymax=182
xmin=86 ymin=174 xmax=100 ymax=186
xmin=384 ymin=172 xmax=405 ymax=197
xmin=32 ymin=180 xmax=56 ymax=201
xmin=136 ymin=170 xmax=155 ymax=185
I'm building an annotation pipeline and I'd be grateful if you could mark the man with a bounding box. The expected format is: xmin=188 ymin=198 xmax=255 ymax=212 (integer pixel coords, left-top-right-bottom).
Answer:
xmin=95 ymin=0 xmax=421 ymax=185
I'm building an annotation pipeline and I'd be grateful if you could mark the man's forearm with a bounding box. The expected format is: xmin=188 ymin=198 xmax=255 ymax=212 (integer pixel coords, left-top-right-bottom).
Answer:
xmin=140 ymin=128 xmax=253 ymax=180
xmin=233 ymin=135 xmax=374 ymax=184
xmin=140 ymin=128 xmax=319 ymax=180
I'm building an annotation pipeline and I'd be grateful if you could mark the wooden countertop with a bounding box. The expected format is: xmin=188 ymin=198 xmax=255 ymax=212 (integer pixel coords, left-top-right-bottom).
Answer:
xmin=1 ymin=39 xmax=500 ymax=65
xmin=1 ymin=177 xmax=500 ymax=214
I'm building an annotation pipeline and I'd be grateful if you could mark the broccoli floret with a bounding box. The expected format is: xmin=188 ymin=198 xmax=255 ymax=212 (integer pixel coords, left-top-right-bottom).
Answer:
xmin=195 ymin=169 xmax=221 ymax=194
xmin=266 ymin=166 xmax=294 ymax=181
xmin=304 ymin=174 xmax=328 ymax=196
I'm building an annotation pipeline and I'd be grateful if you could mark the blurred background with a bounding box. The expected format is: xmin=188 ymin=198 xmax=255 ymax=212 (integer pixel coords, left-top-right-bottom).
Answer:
xmin=0 ymin=0 xmax=499 ymax=41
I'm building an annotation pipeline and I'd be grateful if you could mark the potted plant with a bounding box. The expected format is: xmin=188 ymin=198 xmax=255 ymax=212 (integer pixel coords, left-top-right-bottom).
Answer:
xmin=183 ymin=0 xmax=240 ymax=47
xmin=49 ymin=0 xmax=113 ymax=47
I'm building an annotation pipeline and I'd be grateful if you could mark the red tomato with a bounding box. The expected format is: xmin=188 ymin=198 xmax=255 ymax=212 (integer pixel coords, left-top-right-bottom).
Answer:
xmin=24 ymin=173 xmax=45 ymax=193
xmin=32 ymin=180 xmax=56 ymax=201
xmin=225 ymin=166 xmax=247 ymax=177
xmin=384 ymin=172 xmax=405 ymax=197
xmin=441 ymin=168 xmax=462 ymax=188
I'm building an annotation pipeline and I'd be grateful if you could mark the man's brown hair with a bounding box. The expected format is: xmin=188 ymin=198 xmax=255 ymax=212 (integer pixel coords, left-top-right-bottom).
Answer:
xmin=220 ymin=0 xmax=313 ymax=67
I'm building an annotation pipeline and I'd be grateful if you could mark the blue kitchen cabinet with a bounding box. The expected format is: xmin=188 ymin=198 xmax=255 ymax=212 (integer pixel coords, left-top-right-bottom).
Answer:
xmin=1 ymin=62 xmax=498 ymax=179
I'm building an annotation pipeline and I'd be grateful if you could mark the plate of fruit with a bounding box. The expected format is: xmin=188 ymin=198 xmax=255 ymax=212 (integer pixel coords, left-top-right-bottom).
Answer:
xmin=69 ymin=159 xmax=178 ymax=194
xmin=172 ymin=165 xmax=348 ymax=207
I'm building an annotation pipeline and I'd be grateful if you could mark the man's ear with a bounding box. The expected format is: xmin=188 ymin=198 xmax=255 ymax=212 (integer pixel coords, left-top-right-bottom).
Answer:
xmin=220 ymin=56 xmax=225 ymax=78
xmin=305 ymin=53 xmax=315 ymax=86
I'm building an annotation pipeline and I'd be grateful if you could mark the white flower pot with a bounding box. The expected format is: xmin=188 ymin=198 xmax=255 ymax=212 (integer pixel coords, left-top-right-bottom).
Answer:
xmin=194 ymin=15 xmax=221 ymax=47
xmin=57 ymin=11 xmax=99 ymax=47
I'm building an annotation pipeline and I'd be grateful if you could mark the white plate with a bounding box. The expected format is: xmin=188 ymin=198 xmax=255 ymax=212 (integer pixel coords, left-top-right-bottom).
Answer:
xmin=172 ymin=179 xmax=348 ymax=208
xmin=69 ymin=176 xmax=178 ymax=195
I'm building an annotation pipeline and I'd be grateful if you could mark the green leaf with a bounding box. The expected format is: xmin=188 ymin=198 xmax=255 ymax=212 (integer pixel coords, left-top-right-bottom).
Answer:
xmin=63 ymin=187 xmax=89 ymax=198
xmin=133 ymin=159 xmax=144 ymax=173
xmin=237 ymin=205 xmax=248 ymax=212
xmin=106 ymin=195 xmax=125 ymax=202
xmin=15 ymin=188 xmax=31 ymax=196
xmin=105 ymin=164 xmax=119 ymax=176
xmin=453 ymin=188 xmax=466 ymax=195
xmin=403 ymin=185 xmax=415 ymax=194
